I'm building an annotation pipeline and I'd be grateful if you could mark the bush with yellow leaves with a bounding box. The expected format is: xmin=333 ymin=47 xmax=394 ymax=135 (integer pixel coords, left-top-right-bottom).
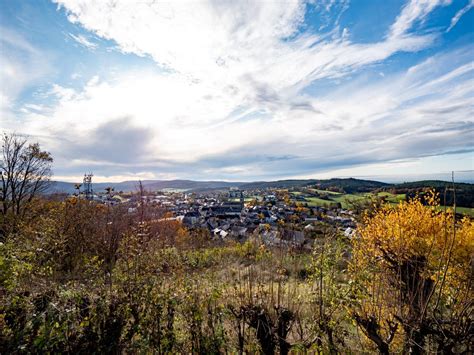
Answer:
xmin=350 ymin=191 xmax=473 ymax=354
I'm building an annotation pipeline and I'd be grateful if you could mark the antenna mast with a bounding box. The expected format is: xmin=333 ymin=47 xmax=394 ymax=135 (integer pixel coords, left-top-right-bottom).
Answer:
xmin=83 ymin=173 xmax=94 ymax=200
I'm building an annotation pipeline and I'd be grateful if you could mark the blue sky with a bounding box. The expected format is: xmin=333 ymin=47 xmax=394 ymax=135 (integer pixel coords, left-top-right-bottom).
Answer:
xmin=1 ymin=0 xmax=473 ymax=182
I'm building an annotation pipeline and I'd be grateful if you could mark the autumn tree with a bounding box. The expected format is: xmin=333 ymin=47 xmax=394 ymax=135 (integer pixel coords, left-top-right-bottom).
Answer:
xmin=350 ymin=192 xmax=473 ymax=353
xmin=0 ymin=133 xmax=53 ymax=239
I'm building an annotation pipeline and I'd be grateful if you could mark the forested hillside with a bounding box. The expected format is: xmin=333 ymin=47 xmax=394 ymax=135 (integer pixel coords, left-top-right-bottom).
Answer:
xmin=388 ymin=180 xmax=474 ymax=208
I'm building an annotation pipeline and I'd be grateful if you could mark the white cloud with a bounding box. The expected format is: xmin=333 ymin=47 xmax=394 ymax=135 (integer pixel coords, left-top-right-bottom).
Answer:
xmin=7 ymin=0 xmax=472 ymax=180
xmin=447 ymin=0 xmax=474 ymax=31
xmin=53 ymin=0 xmax=440 ymax=94
xmin=69 ymin=33 xmax=98 ymax=50
xmin=18 ymin=45 xmax=474 ymax=180
xmin=0 ymin=27 xmax=52 ymax=130
xmin=0 ymin=28 xmax=47 ymax=94
xmin=295 ymin=153 xmax=474 ymax=183
xmin=389 ymin=0 xmax=451 ymax=38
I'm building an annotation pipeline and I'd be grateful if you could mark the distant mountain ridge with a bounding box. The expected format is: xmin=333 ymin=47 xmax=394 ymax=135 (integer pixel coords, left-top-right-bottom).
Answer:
xmin=48 ymin=179 xmax=246 ymax=194
xmin=48 ymin=177 xmax=472 ymax=194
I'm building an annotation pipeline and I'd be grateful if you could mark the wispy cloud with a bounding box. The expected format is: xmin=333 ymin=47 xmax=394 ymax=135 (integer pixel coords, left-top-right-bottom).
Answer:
xmin=447 ymin=0 xmax=474 ymax=31
xmin=68 ymin=33 xmax=98 ymax=50
xmin=3 ymin=0 xmax=472 ymax=180
xmin=388 ymin=0 xmax=451 ymax=38
xmin=0 ymin=27 xmax=51 ymax=126
xmin=18 ymin=45 xmax=473 ymax=180
xmin=54 ymin=0 xmax=440 ymax=92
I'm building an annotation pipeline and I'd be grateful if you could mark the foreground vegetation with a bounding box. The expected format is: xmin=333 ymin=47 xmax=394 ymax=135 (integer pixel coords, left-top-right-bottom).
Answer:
xmin=1 ymin=193 xmax=472 ymax=353
xmin=1 ymin=134 xmax=473 ymax=353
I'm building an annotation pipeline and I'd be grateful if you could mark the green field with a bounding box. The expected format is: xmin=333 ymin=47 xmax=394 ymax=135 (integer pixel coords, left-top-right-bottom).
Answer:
xmin=377 ymin=192 xmax=406 ymax=204
xmin=308 ymin=188 xmax=342 ymax=195
xmin=330 ymin=194 xmax=368 ymax=208
xmin=305 ymin=197 xmax=339 ymax=208
xmin=294 ymin=192 xmax=376 ymax=209
xmin=292 ymin=190 xmax=474 ymax=216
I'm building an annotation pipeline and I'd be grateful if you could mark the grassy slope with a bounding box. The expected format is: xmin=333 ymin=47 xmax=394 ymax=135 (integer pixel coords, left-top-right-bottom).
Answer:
xmin=305 ymin=197 xmax=338 ymax=208
xmin=308 ymin=188 xmax=342 ymax=195
xmin=293 ymin=190 xmax=474 ymax=216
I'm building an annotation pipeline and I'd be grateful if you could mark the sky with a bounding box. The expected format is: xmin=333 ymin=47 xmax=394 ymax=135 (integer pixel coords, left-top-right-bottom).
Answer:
xmin=0 ymin=0 xmax=473 ymax=183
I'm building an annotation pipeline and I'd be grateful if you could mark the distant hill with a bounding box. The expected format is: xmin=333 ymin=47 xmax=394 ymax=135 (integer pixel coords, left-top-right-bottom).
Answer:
xmin=239 ymin=179 xmax=318 ymax=189
xmin=314 ymin=178 xmax=389 ymax=193
xmin=390 ymin=180 xmax=473 ymax=190
xmin=387 ymin=180 xmax=474 ymax=208
xmin=47 ymin=179 xmax=246 ymax=194
xmin=239 ymin=178 xmax=389 ymax=193
xmin=47 ymin=177 xmax=474 ymax=208
xmin=48 ymin=177 xmax=398 ymax=194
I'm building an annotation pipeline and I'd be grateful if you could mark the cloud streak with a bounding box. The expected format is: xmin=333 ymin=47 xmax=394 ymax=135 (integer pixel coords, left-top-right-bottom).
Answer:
xmin=447 ymin=0 xmax=474 ymax=31
xmin=68 ymin=33 xmax=98 ymax=50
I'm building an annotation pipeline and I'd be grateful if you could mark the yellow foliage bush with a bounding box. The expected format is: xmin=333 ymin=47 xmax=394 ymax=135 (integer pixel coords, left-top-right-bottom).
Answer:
xmin=351 ymin=191 xmax=474 ymax=353
xmin=354 ymin=191 xmax=473 ymax=289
